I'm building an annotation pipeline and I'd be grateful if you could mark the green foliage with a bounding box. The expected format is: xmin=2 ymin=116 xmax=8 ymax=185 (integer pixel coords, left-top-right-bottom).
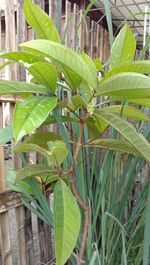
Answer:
xmin=24 ymin=0 xmax=61 ymax=42
xmin=0 ymin=2 xmax=150 ymax=264
xmin=109 ymin=23 xmax=136 ymax=68
xmin=54 ymin=180 xmax=81 ymax=265
xmin=13 ymin=96 xmax=57 ymax=142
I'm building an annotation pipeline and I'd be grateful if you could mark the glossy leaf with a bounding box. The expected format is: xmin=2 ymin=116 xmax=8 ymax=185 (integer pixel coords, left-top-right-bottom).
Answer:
xmin=98 ymin=72 xmax=150 ymax=99
xmin=109 ymin=24 xmax=136 ymax=69
xmin=54 ymin=180 xmax=81 ymax=265
xmin=93 ymin=111 xmax=150 ymax=162
xmin=20 ymin=40 xmax=97 ymax=88
xmin=13 ymin=96 xmax=57 ymax=142
xmin=102 ymin=60 xmax=150 ymax=82
xmin=0 ymin=124 xmax=13 ymax=147
xmin=102 ymin=105 xmax=150 ymax=121
xmin=47 ymin=141 xmax=68 ymax=167
xmin=24 ymin=0 xmax=61 ymax=43
xmin=87 ymin=139 xmax=141 ymax=156
xmin=0 ymin=81 xmax=48 ymax=95
xmin=28 ymin=62 xmax=58 ymax=93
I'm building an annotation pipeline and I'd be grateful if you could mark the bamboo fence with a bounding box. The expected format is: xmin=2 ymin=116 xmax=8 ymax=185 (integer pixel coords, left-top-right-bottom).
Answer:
xmin=0 ymin=0 xmax=110 ymax=264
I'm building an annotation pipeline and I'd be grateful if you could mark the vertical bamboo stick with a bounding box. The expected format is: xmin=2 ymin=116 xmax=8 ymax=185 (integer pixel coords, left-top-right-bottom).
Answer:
xmin=0 ymin=103 xmax=5 ymax=191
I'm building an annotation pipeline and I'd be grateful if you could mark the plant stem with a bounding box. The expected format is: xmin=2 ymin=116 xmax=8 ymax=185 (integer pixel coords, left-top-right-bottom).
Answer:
xmin=69 ymin=109 xmax=89 ymax=265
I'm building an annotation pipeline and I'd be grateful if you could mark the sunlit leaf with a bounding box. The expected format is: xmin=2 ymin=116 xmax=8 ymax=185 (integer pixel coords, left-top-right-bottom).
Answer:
xmin=20 ymin=40 xmax=97 ymax=88
xmin=110 ymin=24 xmax=136 ymax=69
xmin=28 ymin=62 xmax=58 ymax=93
xmin=13 ymin=96 xmax=57 ymax=142
xmin=24 ymin=0 xmax=61 ymax=42
xmin=0 ymin=124 xmax=13 ymax=147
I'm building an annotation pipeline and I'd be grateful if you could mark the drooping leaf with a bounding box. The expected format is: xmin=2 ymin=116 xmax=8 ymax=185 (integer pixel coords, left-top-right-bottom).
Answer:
xmin=127 ymin=98 xmax=150 ymax=108
xmin=86 ymin=138 xmax=141 ymax=156
xmin=15 ymin=164 xmax=58 ymax=182
xmin=14 ymin=143 xmax=52 ymax=161
xmin=20 ymin=40 xmax=97 ymax=88
xmin=102 ymin=60 xmax=150 ymax=82
xmin=24 ymin=0 xmax=61 ymax=43
xmin=109 ymin=24 xmax=136 ymax=69
xmin=102 ymin=105 xmax=150 ymax=121
xmin=28 ymin=62 xmax=58 ymax=93
xmin=0 ymin=81 xmax=48 ymax=95
xmin=93 ymin=110 xmax=150 ymax=162
xmin=97 ymin=72 xmax=150 ymax=99
xmin=13 ymin=96 xmax=57 ymax=142
xmin=54 ymin=180 xmax=81 ymax=265
xmin=0 ymin=124 xmax=13 ymax=147
xmin=22 ymin=131 xmax=62 ymax=148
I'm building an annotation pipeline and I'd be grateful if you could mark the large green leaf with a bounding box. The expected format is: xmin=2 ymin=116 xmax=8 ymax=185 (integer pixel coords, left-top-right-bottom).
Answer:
xmin=127 ymin=98 xmax=150 ymax=108
xmin=43 ymin=115 xmax=79 ymax=125
xmin=0 ymin=81 xmax=48 ymax=95
xmin=15 ymin=164 xmax=58 ymax=182
xmin=93 ymin=110 xmax=150 ymax=162
xmin=86 ymin=138 xmax=141 ymax=156
xmin=28 ymin=62 xmax=58 ymax=93
xmin=102 ymin=105 xmax=150 ymax=121
xmin=24 ymin=0 xmax=61 ymax=43
xmin=109 ymin=24 xmax=136 ymax=69
xmin=0 ymin=124 xmax=13 ymax=147
xmin=101 ymin=61 xmax=150 ymax=82
xmin=20 ymin=40 xmax=97 ymax=88
xmin=0 ymin=51 xmax=45 ymax=65
xmin=14 ymin=143 xmax=51 ymax=160
xmin=54 ymin=180 xmax=81 ymax=265
xmin=22 ymin=131 xmax=62 ymax=148
xmin=13 ymin=96 xmax=57 ymax=142
xmin=97 ymin=72 xmax=150 ymax=99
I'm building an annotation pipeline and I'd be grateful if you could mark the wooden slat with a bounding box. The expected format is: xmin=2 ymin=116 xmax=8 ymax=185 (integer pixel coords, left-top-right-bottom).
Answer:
xmin=0 ymin=190 xmax=21 ymax=213
xmin=38 ymin=218 xmax=52 ymax=263
xmin=0 ymin=103 xmax=5 ymax=191
xmin=0 ymin=212 xmax=13 ymax=265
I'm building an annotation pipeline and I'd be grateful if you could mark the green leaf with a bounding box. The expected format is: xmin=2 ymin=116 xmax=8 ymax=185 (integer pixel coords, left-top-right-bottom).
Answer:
xmin=86 ymin=138 xmax=141 ymax=156
xmin=71 ymin=95 xmax=87 ymax=110
xmin=0 ymin=81 xmax=48 ymax=95
xmin=102 ymin=105 xmax=150 ymax=121
xmin=93 ymin=58 xmax=104 ymax=72
xmin=102 ymin=60 xmax=150 ymax=82
xmin=143 ymin=181 xmax=150 ymax=265
xmin=24 ymin=0 xmax=61 ymax=43
xmin=15 ymin=164 xmax=58 ymax=182
xmin=86 ymin=116 xmax=108 ymax=138
xmin=54 ymin=180 xmax=81 ymax=265
xmin=43 ymin=115 xmax=79 ymax=125
xmin=109 ymin=24 xmax=136 ymax=69
xmin=93 ymin=110 xmax=150 ymax=162
xmin=22 ymin=131 xmax=62 ymax=148
xmin=6 ymin=169 xmax=34 ymax=195
xmin=14 ymin=143 xmax=52 ymax=161
xmin=127 ymin=98 xmax=150 ymax=108
xmin=28 ymin=62 xmax=58 ymax=93
xmin=20 ymin=40 xmax=97 ymax=88
xmin=0 ymin=51 xmax=45 ymax=65
xmin=81 ymin=52 xmax=98 ymax=89
xmin=61 ymin=66 xmax=82 ymax=92
xmin=13 ymin=96 xmax=57 ymax=142
xmin=47 ymin=141 xmax=68 ymax=167
xmin=0 ymin=124 xmax=13 ymax=147
xmin=97 ymin=72 xmax=150 ymax=99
